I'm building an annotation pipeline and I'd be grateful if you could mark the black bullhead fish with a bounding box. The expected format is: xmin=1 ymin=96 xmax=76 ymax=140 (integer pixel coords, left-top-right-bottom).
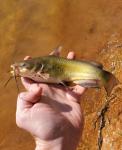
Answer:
xmin=10 ymin=55 xmax=118 ymax=95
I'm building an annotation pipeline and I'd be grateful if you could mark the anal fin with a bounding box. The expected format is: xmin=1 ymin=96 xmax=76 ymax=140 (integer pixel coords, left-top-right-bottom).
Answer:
xmin=73 ymin=79 xmax=100 ymax=88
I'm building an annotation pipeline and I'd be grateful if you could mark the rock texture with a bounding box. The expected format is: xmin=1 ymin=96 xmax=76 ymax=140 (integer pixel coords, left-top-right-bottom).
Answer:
xmin=78 ymin=34 xmax=122 ymax=150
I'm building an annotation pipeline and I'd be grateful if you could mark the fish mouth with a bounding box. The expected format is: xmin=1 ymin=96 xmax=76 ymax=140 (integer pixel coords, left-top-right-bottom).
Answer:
xmin=10 ymin=64 xmax=28 ymax=76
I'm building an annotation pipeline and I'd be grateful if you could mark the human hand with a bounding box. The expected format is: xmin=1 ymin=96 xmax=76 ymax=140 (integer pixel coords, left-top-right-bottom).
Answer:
xmin=16 ymin=52 xmax=85 ymax=150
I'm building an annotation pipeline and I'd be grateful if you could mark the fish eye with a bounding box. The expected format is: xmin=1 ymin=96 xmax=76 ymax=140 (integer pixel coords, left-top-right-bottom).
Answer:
xmin=20 ymin=62 xmax=26 ymax=67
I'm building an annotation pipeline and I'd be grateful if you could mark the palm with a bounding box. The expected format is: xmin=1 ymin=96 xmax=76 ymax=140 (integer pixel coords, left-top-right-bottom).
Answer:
xmin=17 ymin=81 xmax=84 ymax=140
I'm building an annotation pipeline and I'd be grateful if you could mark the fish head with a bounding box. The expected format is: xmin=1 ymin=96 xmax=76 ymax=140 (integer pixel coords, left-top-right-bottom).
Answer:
xmin=10 ymin=60 xmax=35 ymax=76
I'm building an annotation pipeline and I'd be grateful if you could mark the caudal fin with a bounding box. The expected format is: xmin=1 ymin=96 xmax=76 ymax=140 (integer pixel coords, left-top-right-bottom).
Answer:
xmin=104 ymin=71 xmax=119 ymax=96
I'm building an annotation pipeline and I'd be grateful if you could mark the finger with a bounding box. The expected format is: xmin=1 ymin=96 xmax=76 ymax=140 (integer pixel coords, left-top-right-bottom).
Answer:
xmin=21 ymin=77 xmax=43 ymax=92
xmin=17 ymin=87 xmax=42 ymax=111
xmin=67 ymin=51 xmax=75 ymax=59
xmin=21 ymin=77 xmax=35 ymax=91
xmin=71 ymin=85 xmax=86 ymax=96
xmin=24 ymin=56 xmax=32 ymax=60
xmin=67 ymin=85 xmax=86 ymax=102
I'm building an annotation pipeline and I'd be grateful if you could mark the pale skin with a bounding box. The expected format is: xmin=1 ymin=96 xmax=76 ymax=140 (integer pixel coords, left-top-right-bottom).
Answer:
xmin=16 ymin=52 xmax=85 ymax=150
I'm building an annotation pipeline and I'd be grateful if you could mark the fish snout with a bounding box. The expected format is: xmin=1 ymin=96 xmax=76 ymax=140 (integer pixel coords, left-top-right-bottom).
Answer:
xmin=10 ymin=64 xmax=20 ymax=76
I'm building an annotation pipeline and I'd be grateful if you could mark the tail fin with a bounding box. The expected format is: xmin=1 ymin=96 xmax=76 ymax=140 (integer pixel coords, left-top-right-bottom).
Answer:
xmin=103 ymin=71 xmax=119 ymax=96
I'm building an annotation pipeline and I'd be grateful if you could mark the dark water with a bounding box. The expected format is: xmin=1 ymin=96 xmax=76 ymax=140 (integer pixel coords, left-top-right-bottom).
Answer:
xmin=0 ymin=0 xmax=122 ymax=149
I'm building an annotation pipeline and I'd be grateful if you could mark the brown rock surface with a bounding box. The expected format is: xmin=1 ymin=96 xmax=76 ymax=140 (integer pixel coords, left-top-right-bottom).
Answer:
xmin=0 ymin=0 xmax=122 ymax=150
xmin=78 ymin=35 xmax=122 ymax=150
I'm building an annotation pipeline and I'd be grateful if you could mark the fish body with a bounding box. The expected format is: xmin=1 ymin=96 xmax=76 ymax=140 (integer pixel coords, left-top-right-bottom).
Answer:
xmin=11 ymin=55 xmax=118 ymax=95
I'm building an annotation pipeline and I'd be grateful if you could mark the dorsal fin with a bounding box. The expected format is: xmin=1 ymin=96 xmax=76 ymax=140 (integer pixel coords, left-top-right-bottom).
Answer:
xmin=49 ymin=46 xmax=62 ymax=56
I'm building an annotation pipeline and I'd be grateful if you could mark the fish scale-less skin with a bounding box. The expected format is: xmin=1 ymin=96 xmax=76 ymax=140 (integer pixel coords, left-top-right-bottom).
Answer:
xmin=14 ymin=56 xmax=103 ymax=82
xmin=38 ymin=56 xmax=103 ymax=81
xmin=11 ymin=55 xmax=118 ymax=95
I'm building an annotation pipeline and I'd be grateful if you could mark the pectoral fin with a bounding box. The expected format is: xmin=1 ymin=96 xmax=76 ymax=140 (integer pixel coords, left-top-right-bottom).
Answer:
xmin=37 ymin=72 xmax=50 ymax=80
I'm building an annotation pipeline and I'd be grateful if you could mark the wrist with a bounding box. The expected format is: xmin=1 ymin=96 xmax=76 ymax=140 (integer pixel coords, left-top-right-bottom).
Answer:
xmin=35 ymin=137 xmax=63 ymax=150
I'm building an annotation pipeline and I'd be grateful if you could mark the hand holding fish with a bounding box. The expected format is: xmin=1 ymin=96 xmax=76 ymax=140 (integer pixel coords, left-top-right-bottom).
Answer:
xmin=16 ymin=52 xmax=85 ymax=150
